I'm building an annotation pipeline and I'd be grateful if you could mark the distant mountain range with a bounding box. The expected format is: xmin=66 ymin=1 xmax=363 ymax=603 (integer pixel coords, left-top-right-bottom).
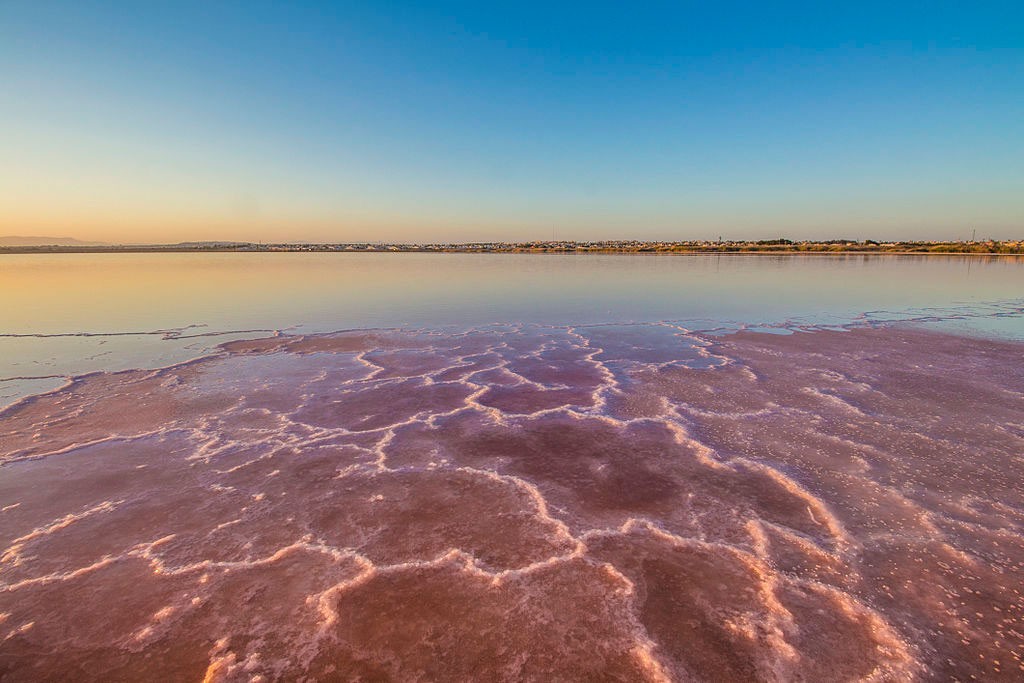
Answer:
xmin=0 ymin=235 xmax=107 ymax=246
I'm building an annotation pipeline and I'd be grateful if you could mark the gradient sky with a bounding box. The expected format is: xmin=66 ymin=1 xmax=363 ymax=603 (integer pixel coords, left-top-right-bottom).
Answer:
xmin=2 ymin=1 xmax=1022 ymax=243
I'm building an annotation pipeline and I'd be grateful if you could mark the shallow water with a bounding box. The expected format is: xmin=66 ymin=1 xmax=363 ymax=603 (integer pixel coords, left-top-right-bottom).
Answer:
xmin=1 ymin=324 xmax=1023 ymax=680
xmin=1 ymin=254 xmax=1023 ymax=680
xmin=2 ymin=253 xmax=1023 ymax=399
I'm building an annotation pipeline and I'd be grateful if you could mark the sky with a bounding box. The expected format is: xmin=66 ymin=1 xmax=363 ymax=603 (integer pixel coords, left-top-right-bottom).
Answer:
xmin=1 ymin=1 xmax=1022 ymax=244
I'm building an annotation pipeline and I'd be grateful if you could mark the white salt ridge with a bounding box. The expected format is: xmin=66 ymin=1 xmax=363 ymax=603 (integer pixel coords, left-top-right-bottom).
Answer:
xmin=0 ymin=321 xmax=1022 ymax=680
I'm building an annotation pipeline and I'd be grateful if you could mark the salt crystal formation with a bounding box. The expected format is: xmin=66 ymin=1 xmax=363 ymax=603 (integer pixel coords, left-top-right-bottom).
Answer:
xmin=1 ymin=324 xmax=1022 ymax=680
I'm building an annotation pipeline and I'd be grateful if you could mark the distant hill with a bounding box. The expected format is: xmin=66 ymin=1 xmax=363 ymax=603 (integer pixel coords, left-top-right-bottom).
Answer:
xmin=0 ymin=235 xmax=107 ymax=247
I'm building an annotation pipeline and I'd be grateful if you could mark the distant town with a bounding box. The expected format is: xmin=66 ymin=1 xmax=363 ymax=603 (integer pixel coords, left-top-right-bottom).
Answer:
xmin=2 ymin=238 xmax=1022 ymax=255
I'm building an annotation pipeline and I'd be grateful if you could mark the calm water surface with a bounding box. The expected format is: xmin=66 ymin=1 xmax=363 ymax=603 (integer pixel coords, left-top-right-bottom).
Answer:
xmin=2 ymin=252 xmax=1022 ymax=402
xmin=3 ymin=253 xmax=1024 ymax=680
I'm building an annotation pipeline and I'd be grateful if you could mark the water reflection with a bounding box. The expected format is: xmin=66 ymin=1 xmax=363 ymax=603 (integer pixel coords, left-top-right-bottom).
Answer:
xmin=1 ymin=253 xmax=1022 ymax=394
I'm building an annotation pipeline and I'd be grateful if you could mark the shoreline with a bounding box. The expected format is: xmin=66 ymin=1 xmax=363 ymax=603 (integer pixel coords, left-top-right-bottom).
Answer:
xmin=2 ymin=242 xmax=1023 ymax=256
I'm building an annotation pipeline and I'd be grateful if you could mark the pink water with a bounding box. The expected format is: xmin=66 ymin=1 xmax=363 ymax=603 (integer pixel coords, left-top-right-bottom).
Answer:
xmin=2 ymin=322 xmax=1022 ymax=680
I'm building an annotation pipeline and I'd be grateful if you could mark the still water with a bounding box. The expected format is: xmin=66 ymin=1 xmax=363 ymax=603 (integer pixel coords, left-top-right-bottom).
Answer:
xmin=3 ymin=252 xmax=1024 ymax=680
xmin=2 ymin=252 xmax=1022 ymax=402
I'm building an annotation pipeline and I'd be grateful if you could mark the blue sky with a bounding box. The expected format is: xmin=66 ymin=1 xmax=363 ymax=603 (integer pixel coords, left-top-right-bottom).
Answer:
xmin=2 ymin=1 xmax=1022 ymax=242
